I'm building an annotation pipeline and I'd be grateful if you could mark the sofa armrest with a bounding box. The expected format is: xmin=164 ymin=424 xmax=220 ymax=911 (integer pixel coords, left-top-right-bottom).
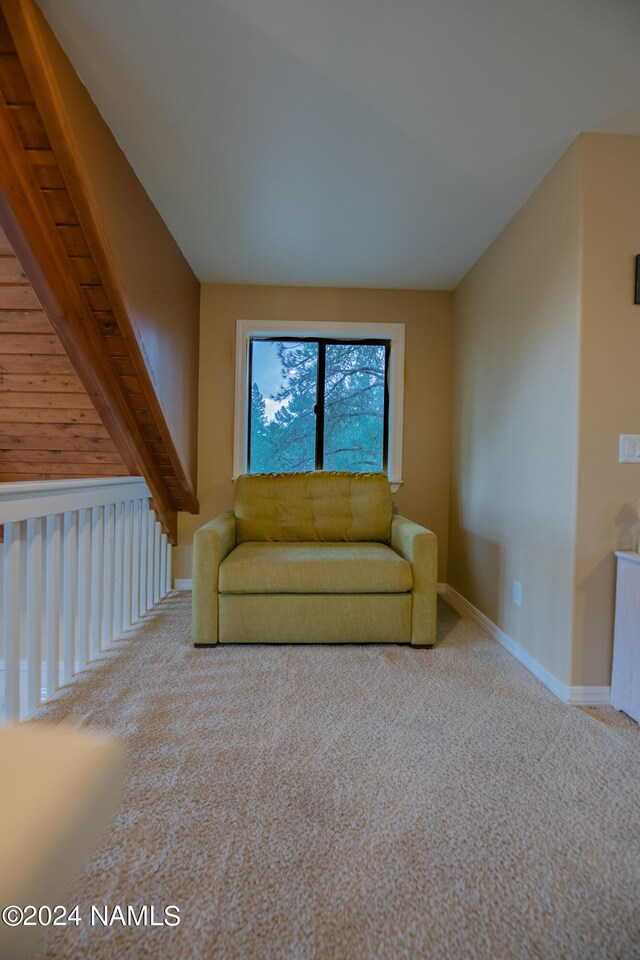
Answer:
xmin=192 ymin=512 xmax=237 ymax=645
xmin=391 ymin=515 xmax=438 ymax=646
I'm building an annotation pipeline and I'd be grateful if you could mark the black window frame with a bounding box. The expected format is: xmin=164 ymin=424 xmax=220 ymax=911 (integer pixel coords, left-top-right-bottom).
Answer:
xmin=247 ymin=336 xmax=391 ymax=474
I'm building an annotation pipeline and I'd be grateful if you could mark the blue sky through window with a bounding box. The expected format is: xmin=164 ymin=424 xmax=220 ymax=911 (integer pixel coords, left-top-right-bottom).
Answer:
xmin=252 ymin=340 xmax=281 ymax=396
xmin=251 ymin=340 xmax=290 ymax=421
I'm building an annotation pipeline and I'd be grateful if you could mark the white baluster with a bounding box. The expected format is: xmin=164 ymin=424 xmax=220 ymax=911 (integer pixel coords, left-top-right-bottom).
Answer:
xmin=103 ymin=504 xmax=115 ymax=651
xmin=146 ymin=509 xmax=155 ymax=608
xmin=113 ymin=501 xmax=125 ymax=639
xmin=0 ymin=542 xmax=3 ymax=681
xmin=139 ymin=503 xmax=148 ymax=615
xmin=45 ymin=513 xmax=62 ymax=699
xmin=62 ymin=511 xmax=77 ymax=683
xmin=154 ymin=520 xmax=161 ymax=604
xmin=2 ymin=521 xmax=22 ymax=722
xmin=160 ymin=532 xmax=167 ymax=599
xmin=25 ymin=517 xmax=44 ymax=717
xmin=131 ymin=499 xmax=141 ymax=623
xmin=77 ymin=508 xmax=91 ymax=668
xmin=90 ymin=506 xmax=104 ymax=658
xmin=166 ymin=542 xmax=172 ymax=595
xmin=122 ymin=499 xmax=133 ymax=630
xmin=0 ymin=478 xmax=151 ymax=714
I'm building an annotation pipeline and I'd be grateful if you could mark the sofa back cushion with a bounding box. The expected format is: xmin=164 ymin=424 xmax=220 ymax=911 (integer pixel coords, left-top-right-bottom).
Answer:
xmin=234 ymin=472 xmax=392 ymax=543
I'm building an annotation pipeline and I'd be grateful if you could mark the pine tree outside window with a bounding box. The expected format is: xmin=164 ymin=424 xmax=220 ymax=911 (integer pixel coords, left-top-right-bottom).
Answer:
xmin=248 ymin=338 xmax=390 ymax=474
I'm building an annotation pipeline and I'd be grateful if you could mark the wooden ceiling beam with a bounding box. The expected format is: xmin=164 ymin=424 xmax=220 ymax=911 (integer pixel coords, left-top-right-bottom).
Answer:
xmin=0 ymin=90 xmax=177 ymax=540
xmin=2 ymin=0 xmax=198 ymax=516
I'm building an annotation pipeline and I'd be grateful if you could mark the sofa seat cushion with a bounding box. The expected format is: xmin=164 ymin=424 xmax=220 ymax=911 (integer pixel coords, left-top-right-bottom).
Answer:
xmin=218 ymin=541 xmax=412 ymax=594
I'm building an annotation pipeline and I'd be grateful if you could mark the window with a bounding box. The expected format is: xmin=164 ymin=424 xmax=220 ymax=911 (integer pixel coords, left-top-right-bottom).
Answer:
xmin=248 ymin=337 xmax=390 ymax=474
xmin=234 ymin=320 xmax=405 ymax=490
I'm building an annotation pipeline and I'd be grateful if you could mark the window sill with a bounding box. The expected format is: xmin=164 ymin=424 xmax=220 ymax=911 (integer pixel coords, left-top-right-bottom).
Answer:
xmin=232 ymin=475 xmax=403 ymax=492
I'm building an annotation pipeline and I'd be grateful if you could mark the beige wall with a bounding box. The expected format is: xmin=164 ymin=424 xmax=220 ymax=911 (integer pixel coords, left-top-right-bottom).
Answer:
xmin=38 ymin=8 xmax=201 ymax=490
xmin=572 ymin=135 xmax=640 ymax=686
xmin=177 ymin=284 xmax=453 ymax=578
xmin=449 ymin=143 xmax=583 ymax=685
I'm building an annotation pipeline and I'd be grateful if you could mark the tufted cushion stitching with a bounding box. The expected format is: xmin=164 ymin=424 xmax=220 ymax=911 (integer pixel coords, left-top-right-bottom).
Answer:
xmin=235 ymin=472 xmax=392 ymax=543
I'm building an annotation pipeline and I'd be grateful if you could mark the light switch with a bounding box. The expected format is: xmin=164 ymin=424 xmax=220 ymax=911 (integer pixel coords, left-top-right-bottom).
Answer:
xmin=619 ymin=435 xmax=640 ymax=463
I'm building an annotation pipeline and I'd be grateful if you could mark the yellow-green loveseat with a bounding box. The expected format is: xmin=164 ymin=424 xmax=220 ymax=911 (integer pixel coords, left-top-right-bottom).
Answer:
xmin=192 ymin=472 xmax=437 ymax=647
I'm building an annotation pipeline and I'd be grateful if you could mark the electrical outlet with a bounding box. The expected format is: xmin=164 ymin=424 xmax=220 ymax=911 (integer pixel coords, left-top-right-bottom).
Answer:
xmin=513 ymin=580 xmax=522 ymax=607
xmin=619 ymin=435 xmax=640 ymax=463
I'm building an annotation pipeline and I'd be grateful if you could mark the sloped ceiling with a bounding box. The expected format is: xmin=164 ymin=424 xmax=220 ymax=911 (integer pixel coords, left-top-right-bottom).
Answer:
xmin=37 ymin=0 xmax=640 ymax=289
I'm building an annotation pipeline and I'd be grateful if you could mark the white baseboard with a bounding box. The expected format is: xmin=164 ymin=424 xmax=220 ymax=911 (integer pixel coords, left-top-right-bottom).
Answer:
xmin=171 ymin=577 xmax=610 ymax=705
xmin=442 ymin=584 xmax=611 ymax=707
xmin=564 ymin=686 xmax=612 ymax=706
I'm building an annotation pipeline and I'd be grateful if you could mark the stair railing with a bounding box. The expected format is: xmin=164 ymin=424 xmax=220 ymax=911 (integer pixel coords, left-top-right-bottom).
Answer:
xmin=0 ymin=477 xmax=171 ymax=722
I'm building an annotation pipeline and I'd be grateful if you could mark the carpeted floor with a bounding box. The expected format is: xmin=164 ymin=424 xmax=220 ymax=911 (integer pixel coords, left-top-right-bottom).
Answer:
xmin=28 ymin=592 xmax=640 ymax=960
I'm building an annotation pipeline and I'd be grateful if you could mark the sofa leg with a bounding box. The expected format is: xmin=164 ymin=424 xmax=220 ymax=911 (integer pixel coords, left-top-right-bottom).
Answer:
xmin=194 ymin=643 xmax=218 ymax=648
xmin=410 ymin=643 xmax=434 ymax=649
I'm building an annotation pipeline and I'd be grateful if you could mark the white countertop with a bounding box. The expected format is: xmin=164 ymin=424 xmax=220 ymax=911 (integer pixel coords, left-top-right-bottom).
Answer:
xmin=615 ymin=550 xmax=640 ymax=564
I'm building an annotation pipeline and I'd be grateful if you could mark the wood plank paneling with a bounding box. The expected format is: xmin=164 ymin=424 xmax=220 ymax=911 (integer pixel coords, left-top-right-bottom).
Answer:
xmin=93 ymin=311 xmax=118 ymax=335
xmin=1 ymin=462 xmax=126 ymax=475
xmin=140 ymin=424 xmax=162 ymax=442
xmin=0 ymin=231 xmax=126 ymax=482
xmin=119 ymin=376 xmax=144 ymax=395
xmin=68 ymin=256 xmax=100 ymax=285
xmin=0 ymin=435 xmax=118 ymax=450
xmin=56 ymin=224 xmax=90 ymax=256
xmin=0 ymin=373 xmax=85 ymax=391
xmin=0 ymin=332 xmax=64 ymax=352
xmin=111 ymin=355 xmax=135 ymax=377
xmin=0 ymin=420 xmax=111 ymax=437
xmin=7 ymin=102 xmax=48 ymax=147
xmin=0 ymin=55 xmax=31 ymax=103
xmin=0 ymin=449 xmax=123 ymax=463
xmin=0 ymin=447 xmax=122 ymax=470
xmin=0 ymin=226 xmax=14 ymax=254
xmin=0 ymin=13 xmax=14 ymax=53
xmin=0 ymin=390 xmax=95 ymax=408
xmin=0 ymin=309 xmax=50 ymax=331
xmin=81 ymin=284 xmax=110 ymax=311
xmin=26 ymin=148 xmax=65 ymax=188
xmin=134 ymin=410 xmax=156 ymax=425
xmin=0 ymin=353 xmax=74 ymax=373
xmin=163 ymin=479 xmax=184 ymax=493
xmin=0 ymin=406 xmax=101 ymax=423
xmin=0 ymin=254 xmax=27 ymax=281
xmin=42 ymin=187 xmax=77 ymax=224
xmin=128 ymin=394 xmax=151 ymax=412
xmin=0 ymin=283 xmax=41 ymax=309
xmin=103 ymin=335 xmax=128 ymax=357
xmin=147 ymin=440 xmax=171 ymax=459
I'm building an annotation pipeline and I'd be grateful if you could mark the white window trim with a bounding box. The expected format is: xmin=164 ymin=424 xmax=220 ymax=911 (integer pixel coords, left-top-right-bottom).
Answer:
xmin=233 ymin=319 xmax=404 ymax=492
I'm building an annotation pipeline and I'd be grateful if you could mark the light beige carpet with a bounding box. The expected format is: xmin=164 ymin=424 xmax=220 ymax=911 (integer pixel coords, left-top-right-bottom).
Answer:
xmin=27 ymin=592 xmax=640 ymax=960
